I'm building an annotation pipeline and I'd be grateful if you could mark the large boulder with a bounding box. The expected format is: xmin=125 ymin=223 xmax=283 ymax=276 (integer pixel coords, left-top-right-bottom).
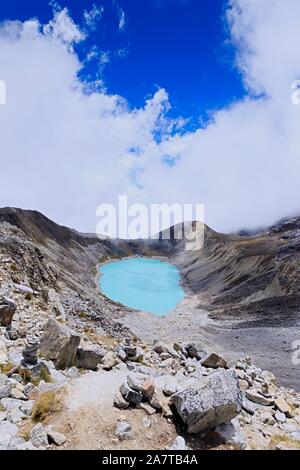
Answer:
xmin=40 ymin=318 xmax=80 ymax=370
xmin=0 ymin=298 xmax=16 ymax=327
xmin=171 ymin=369 xmax=242 ymax=433
xmin=76 ymin=345 xmax=105 ymax=370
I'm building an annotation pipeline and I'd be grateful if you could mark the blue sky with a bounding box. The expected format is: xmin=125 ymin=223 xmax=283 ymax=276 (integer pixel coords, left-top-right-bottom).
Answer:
xmin=0 ymin=0 xmax=245 ymax=128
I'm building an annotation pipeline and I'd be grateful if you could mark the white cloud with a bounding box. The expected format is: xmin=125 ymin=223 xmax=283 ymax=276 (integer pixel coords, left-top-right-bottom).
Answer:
xmin=83 ymin=4 xmax=104 ymax=31
xmin=43 ymin=7 xmax=85 ymax=45
xmin=0 ymin=1 xmax=300 ymax=234
xmin=118 ymin=8 xmax=126 ymax=31
xmin=100 ymin=51 xmax=110 ymax=65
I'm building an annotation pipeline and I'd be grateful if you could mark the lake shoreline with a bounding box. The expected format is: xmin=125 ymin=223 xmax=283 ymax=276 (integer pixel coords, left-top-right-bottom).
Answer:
xmin=97 ymin=256 xmax=185 ymax=316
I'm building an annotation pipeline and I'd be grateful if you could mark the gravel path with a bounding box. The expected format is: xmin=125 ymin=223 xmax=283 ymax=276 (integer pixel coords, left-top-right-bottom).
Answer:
xmin=66 ymin=366 xmax=127 ymax=412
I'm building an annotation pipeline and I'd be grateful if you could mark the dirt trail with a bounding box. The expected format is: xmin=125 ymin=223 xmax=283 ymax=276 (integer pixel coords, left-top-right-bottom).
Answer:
xmin=48 ymin=364 xmax=177 ymax=450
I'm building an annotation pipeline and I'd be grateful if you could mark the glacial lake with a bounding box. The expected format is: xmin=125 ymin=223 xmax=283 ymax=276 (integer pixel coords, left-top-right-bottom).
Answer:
xmin=99 ymin=257 xmax=185 ymax=316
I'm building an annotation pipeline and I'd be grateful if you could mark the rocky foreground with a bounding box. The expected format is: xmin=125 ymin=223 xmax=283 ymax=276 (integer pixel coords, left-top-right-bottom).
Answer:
xmin=1 ymin=294 xmax=300 ymax=450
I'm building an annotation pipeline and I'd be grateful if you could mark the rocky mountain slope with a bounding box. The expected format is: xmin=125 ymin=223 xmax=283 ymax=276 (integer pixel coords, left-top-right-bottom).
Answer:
xmin=0 ymin=207 xmax=300 ymax=450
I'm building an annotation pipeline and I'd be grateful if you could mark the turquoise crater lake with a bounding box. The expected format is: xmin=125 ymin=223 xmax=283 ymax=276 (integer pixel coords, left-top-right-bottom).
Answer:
xmin=99 ymin=257 xmax=185 ymax=316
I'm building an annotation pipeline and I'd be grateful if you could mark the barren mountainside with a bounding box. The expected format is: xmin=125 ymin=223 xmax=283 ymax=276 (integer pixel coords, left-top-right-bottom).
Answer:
xmin=1 ymin=207 xmax=300 ymax=315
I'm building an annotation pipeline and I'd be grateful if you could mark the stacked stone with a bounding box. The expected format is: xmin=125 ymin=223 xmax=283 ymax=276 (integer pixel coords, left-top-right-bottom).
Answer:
xmin=22 ymin=335 xmax=40 ymax=366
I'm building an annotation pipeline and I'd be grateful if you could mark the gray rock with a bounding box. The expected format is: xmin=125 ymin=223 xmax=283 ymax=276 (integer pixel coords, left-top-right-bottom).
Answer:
xmin=153 ymin=342 xmax=180 ymax=359
xmin=123 ymin=345 xmax=137 ymax=358
xmin=160 ymin=352 xmax=171 ymax=360
xmin=7 ymin=407 xmax=25 ymax=424
xmin=30 ymin=423 xmax=49 ymax=448
xmin=0 ymin=374 xmax=11 ymax=399
xmin=169 ymin=436 xmax=186 ymax=450
xmin=261 ymin=370 xmax=276 ymax=385
xmin=76 ymin=345 xmax=105 ymax=370
xmin=102 ymin=352 xmax=118 ymax=371
xmin=117 ymin=349 xmax=127 ymax=361
xmin=65 ymin=366 xmax=80 ymax=379
xmin=115 ymin=421 xmax=133 ymax=441
xmin=242 ymin=397 xmax=268 ymax=415
xmin=120 ymin=381 xmax=142 ymax=405
xmin=50 ymin=369 xmax=66 ymax=384
xmin=129 ymin=347 xmax=144 ymax=362
xmin=127 ymin=374 xmax=144 ymax=392
xmin=171 ymin=369 xmax=242 ymax=433
xmin=0 ymin=297 xmax=16 ymax=327
xmin=275 ymin=397 xmax=292 ymax=417
xmin=143 ymin=416 xmax=151 ymax=429
xmin=291 ymin=431 xmax=300 ymax=442
xmin=8 ymin=350 xmax=23 ymax=366
xmin=11 ymin=374 xmax=22 ymax=383
xmin=153 ymin=342 xmax=168 ymax=354
xmin=184 ymin=342 xmax=207 ymax=360
xmin=275 ymin=411 xmax=286 ymax=423
xmin=40 ymin=318 xmax=80 ymax=369
xmin=173 ymin=343 xmax=185 ymax=355
xmin=114 ymin=391 xmax=129 ymax=409
xmin=12 ymin=439 xmax=36 ymax=450
xmin=138 ymin=402 xmax=157 ymax=415
xmin=7 ymin=436 xmax=27 ymax=450
xmin=24 ymin=382 xmax=38 ymax=398
xmin=201 ymin=353 xmax=227 ymax=369
xmin=10 ymin=386 xmax=26 ymax=400
xmin=0 ymin=421 xmax=18 ymax=450
xmin=162 ymin=382 xmax=182 ymax=397
xmin=0 ymin=397 xmax=22 ymax=412
xmin=260 ymin=411 xmax=276 ymax=425
xmin=13 ymin=284 xmax=34 ymax=295
xmin=46 ymin=428 xmax=66 ymax=446
xmin=20 ymin=400 xmax=34 ymax=417
xmin=149 ymin=388 xmax=169 ymax=411
xmin=215 ymin=417 xmax=247 ymax=449
xmin=245 ymin=390 xmax=274 ymax=406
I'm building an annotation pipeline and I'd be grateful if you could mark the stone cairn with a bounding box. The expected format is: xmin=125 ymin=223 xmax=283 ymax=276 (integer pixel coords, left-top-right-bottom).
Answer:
xmin=22 ymin=335 xmax=40 ymax=366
